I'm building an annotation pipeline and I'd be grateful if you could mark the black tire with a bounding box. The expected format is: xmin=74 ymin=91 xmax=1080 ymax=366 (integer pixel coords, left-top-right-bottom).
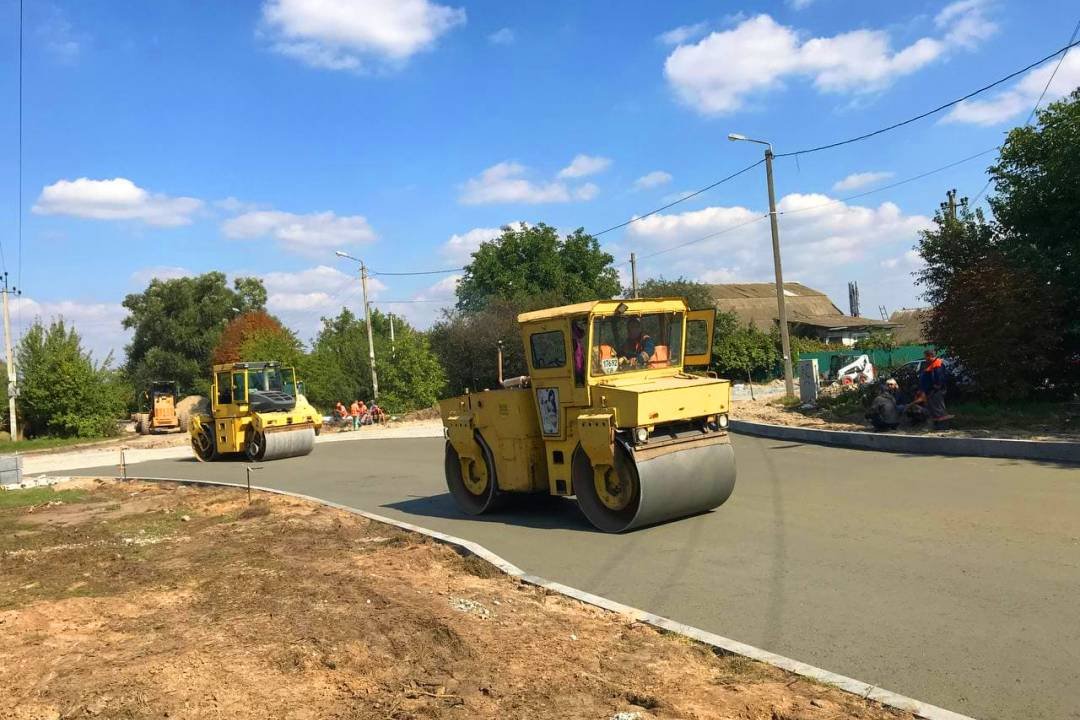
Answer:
xmin=572 ymin=442 xmax=641 ymax=533
xmin=245 ymin=430 xmax=266 ymax=462
xmin=191 ymin=423 xmax=219 ymax=462
xmin=444 ymin=438 xmax=502 ymax=515
xmin=136 ymin=414 xmax=150 ymax=435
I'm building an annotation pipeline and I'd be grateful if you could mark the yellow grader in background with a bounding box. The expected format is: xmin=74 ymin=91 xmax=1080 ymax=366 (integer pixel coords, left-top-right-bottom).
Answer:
xmin=439 ymin=298 xmax=735 ymax=532
xmin=133 ymin=380 xmax=181 ymax=434
xmin=190 ymin=361 xmax=321 ymax=462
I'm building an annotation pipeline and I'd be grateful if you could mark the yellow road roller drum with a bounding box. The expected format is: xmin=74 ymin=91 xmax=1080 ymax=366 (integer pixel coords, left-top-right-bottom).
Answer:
xmin=438 ymin=298 xmax=736 ymax=532
xmin=190 ymin=361 xmax=320 ymax=462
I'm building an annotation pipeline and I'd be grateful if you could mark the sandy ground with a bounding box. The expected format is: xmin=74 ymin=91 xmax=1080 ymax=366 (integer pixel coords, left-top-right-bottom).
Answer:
xmin=0 ymin=480 xmax=911 ymax=720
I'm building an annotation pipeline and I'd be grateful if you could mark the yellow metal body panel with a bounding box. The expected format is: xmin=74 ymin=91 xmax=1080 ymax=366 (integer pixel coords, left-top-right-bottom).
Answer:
xmin=440 ymin=297 xmax=732 ymax=498
xmin=440 ymin=390 xmax=548 ymax=494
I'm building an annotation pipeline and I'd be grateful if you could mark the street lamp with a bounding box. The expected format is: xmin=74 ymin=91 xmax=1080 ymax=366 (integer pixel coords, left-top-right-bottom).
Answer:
xmin=334 ymin=250 xmax=379 ymax=400
xmin=729 ymin=132 xmax=795 ymax=399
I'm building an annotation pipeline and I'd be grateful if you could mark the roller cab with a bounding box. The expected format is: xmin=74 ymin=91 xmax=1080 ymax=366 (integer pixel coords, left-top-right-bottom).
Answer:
xmin=439 ymin=298 xmax=736 ymax=532
xmin=190 ymin=361 xmax=320 ymax=462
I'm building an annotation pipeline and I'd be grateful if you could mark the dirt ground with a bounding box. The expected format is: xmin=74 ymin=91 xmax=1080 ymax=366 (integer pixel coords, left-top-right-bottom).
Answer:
xmin=1 ymin=480 xmax=911 ymax=720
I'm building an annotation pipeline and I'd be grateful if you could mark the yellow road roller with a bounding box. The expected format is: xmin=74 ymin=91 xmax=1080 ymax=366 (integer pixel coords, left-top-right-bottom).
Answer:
xmin=439 ymin=298 xmax=735 ymax=532
xmin=190 ymin=361 xmax=321 ymax=462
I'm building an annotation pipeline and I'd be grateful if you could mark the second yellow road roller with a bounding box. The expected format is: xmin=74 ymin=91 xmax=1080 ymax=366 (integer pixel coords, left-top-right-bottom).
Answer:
xmin=190 ymin=361 xmax=321 ymax=462
xmin=438 ymin=298 xmax=736 ymax=532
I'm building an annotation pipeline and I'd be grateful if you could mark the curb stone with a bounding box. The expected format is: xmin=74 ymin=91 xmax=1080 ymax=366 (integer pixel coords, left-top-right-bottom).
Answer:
xmin=731 ymin=419 xmax=1079 ymax=464
xmin=86 ymin=474 xmax=976 ymax=720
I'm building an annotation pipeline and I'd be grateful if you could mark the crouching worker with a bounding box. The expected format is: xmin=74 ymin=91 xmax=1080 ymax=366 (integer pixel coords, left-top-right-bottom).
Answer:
xmin=867 ymin=378 xmax=903 ymax=431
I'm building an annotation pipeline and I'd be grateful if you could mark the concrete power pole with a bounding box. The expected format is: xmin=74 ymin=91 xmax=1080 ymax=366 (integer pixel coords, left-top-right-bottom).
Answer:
xmin=764 ymin=149 xmax=795 ymax=398
xmin=630 ymin=253 xmax=639 ymax=298
xmin=2 ymin=273 xmax=17 ymax=442
xmin=389 ymin=313 xmax=396 ymax=357
xmin=360 ymin=263 xmax=379 ymax=401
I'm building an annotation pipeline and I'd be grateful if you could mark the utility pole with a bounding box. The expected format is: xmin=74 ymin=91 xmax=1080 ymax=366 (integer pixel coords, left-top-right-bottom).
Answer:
xmin=764 ymin=149 xmax=795 ymax=398
xmin=630 ymin=252 xmax=639 ymax=298
xmin=2 ymin=273 xmax=18 ymax=442
xmin=389 ymin=313 xmax=396 ymax=357
xmin=729 ymin=133 xmax=795 ymax=398
xmin=360 ymin=263 xmax=379 ymax=400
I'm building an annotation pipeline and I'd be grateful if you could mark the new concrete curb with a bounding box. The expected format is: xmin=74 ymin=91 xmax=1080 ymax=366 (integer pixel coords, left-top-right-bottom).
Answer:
xmin=87 ymin=473 xmax=974 ymax=720
xmin=731 ymin=419 xmax=1080 ymax=464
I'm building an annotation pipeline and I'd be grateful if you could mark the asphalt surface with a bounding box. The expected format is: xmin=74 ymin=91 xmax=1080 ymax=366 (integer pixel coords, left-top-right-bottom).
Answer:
xmin=56 ymin=435 xmax=1080 ymax=720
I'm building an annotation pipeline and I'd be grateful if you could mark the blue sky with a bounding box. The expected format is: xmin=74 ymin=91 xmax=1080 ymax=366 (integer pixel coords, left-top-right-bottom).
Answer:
xmin=1 ymin=0 xmax=1078 ymax=359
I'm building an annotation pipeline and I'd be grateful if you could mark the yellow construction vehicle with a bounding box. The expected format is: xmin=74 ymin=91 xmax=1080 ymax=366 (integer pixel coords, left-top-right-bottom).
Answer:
xmin=439 ymin=298 xmax=735 ymax=532
xmin=189 ymin=361 xmax=321 ymax=462
xmin=133 ymin=381 xmax=181 ymax=434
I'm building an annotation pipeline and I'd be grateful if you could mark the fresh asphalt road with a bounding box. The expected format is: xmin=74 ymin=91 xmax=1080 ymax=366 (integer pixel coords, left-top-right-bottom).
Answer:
xmin=56 ymin=435 xmax=1079 ymax=720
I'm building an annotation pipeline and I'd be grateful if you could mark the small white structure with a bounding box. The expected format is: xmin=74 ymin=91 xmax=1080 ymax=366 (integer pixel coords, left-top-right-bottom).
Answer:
xmin=798 ymin=359 xmax=820 ymax=403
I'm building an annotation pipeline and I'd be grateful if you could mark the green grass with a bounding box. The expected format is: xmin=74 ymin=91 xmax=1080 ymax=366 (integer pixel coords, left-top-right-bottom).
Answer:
xmin=949 ymin=400 xmax=1071 ymax=431
xmin=0 ymin=486 xmax=90 ymax=509
xmin=0 ymin=435 xmax=113 ymax=455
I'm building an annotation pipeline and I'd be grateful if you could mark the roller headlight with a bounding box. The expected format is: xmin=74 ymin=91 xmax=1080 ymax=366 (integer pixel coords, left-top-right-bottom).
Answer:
xmin=634 ymin=426 xmax=649 ymax=444
xmin=717 ymin=413 xmax=729 ymax=429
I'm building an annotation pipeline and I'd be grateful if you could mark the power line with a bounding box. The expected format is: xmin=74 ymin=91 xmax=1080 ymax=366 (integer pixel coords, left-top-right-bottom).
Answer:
xmin=635 ymin=214 xmax=770 ymax=262
xmin=591 ymin=159 xmax=763 ymax=238
xmin=972 ymin=18 xmax=1080 ymax=205
xmin=16 ymin=0 xmax=22 ymax=288
xmin=369 ymin=268 xmax=461 ymax=277
xmin=371 ymin=299 xmax=446 ymax=304
xmin=779 ymin=147 xmax=999 ymax=218
xmin=775 ymin=37 xmax=1080 ymax=158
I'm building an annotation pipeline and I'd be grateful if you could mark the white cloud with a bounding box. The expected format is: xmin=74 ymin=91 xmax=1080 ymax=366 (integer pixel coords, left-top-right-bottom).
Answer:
xmin=221 ymin=208 xmax=377 ymax=257
xmin=664 ymin=6 xmax=992 ymax=115
xmin=936 ymin=0 xmax=997 ymax=49
xmin=943 ymin=52 xmax=1080 ymax=126
xmin=440 ymin=226 xmax=505 ymax=265
xmin=13 ymin=296 xmax=128 ymax=362
xmin=488 ymin=27 xmax=515 ymax=45
xmin=557 ymin=154 xmax=612 ymax=179
xmin=130 ymin=266 xmax=191 ymax=286
xmin=261 ymin=0 xmax=466 ymax=71
xmin=33 ymin=178 xmax=203 ymax=227
xmin=880 ymin=249 xmax=923 ymax=270
xmin=459 ymin=162 xmax=598 ymax=205
xmin=634 ymin=171 xmax=673 ymax=189
xmin=787 ymin=0 xmax=814 ymax=9
xmin=832 ymin=171 xmax=895 ymax=191
xmin=621 ymin=193 xmax=931 ymax=303
xmin=658 ymin=22 xmax=709 ymax=46
xmin=37 ymin=4 xmax=81 ymax=63
xmin=256 ymin=265 xmax=390 ymax=341
xmin=574 ymin=183 xmax=600 ymax=201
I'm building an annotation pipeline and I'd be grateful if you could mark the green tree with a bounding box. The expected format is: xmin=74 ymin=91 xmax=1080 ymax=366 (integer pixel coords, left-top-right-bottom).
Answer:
xmin=17 ymin=319 xmax=130 ymax=438
xmin=853 ymin=330 xmax=896 ymax=352
xmin=988 ymin=89 xmax=1080 ymax=383
xmin=710 ymin=312 xmax=779 ymax=382
xmin=635 ymin=276 xmax=715 ymax=309
xmin=456 ymin=223 xmax=620 ymax=312
xmin=429 ymin=299 xmax=526 ymax=396
xmin=122 ymin=272 xmax=266 ymax=395
xmin=303 ymin=308 xmax=444 ymax=413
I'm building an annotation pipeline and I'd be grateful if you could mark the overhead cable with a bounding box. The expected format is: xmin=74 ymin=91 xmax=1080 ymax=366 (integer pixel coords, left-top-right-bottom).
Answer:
xmin=591 ymin=160 xmax=763 ymax=238
xmin=775 ymin=37 xmax=1080 ymax=158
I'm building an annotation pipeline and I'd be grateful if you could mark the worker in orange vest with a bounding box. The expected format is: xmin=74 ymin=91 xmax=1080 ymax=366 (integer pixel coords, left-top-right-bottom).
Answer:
xmin=919 ymin=349 xmax=950 ymax=422
xmin=349 ymin=399 xmax=361 ymax=430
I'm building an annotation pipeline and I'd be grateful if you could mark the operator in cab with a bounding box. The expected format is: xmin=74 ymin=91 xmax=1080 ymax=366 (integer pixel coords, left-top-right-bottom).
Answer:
xmin=619 ymin=317 xmax=655 ymax=367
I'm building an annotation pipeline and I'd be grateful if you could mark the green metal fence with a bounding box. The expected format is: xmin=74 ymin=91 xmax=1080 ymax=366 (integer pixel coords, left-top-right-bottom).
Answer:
xmin=797 ymin=344 xmax=933 ymax=374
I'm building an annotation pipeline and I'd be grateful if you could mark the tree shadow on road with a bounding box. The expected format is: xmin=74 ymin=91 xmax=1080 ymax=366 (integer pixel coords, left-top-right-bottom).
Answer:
xmin=382 ymin=493 xmax=600 ymax=532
